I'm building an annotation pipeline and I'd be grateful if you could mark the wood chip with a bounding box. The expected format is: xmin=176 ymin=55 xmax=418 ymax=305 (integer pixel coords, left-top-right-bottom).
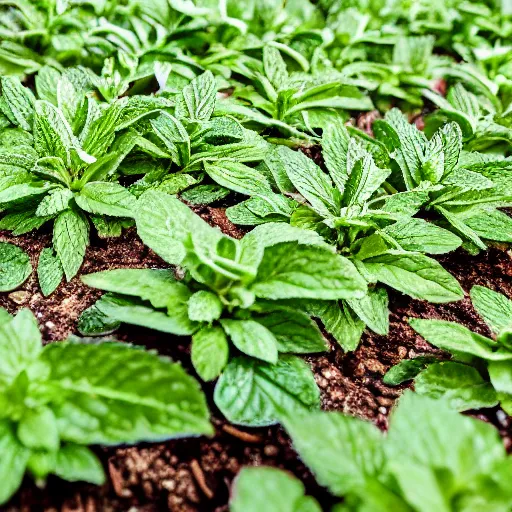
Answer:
xmin=190 ymin=460 xmax=214 ymax=499
xmin=222 ymin=424 xmax=263 ymax=443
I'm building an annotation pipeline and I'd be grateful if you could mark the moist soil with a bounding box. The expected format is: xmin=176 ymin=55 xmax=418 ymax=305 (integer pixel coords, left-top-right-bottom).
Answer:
xmin=2 ymin=205 xmax=512 ymax=512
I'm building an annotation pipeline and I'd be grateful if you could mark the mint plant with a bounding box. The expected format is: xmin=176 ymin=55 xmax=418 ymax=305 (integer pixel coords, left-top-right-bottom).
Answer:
xmin=0 ymin=307 xmax=212 ymax=505
xmin=374 ymin=109 xmax=512 ymax=253
xmin=385 ymin=285 xmax=512 ymax=414
xmin=81 ymin=190 xmax=366 ymax=424
xmin=231 ymin=392 xmax=512 ymax=511
xmin=0 ymin=73 xmax=174 ymax=290
xmin=227 ymin=120 xmax=464 ymax=349
xmin=0 ymin=242 xmax=31 ymax=292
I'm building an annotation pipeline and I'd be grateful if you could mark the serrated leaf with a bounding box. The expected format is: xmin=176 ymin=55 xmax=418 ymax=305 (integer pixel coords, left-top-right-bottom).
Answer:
xmin=75 ymin=182 xmax=136 ymax=218
xmin=36 ymin=188 xmax=74 ymax=217
xmin=53 ymin=209 xmax=89 ymax=281
xmin=40 ymin=342 xmax=213 ymax=444
xmin=347 ymin=286 xmax=389 ymax=335
xmin=221 ymin=319 xmax=278 ymax=363
xmin=363 ymin=252 xmax=463 ymax=303
xmin=77 ymin=304 xmax=121 ymax=337
xmin=0 ymin=242 xmax=32 ymax=292
xmin=191 ymin=326 xmax=229 ymax=381
xmin=150 ymin=112 xmax=190 ymax=167
xmin=251 ymin=242 xmax=366 ymax=300
xmin=176 ymin=71 xmax=216 ymax=122
xmin=471 ymin=286 xmax=512 ymax=334
xmin=37 ymin=247 xmax=64 ymax=297
xmin=205 ymin=161 xmax=272 ymax=196
xmin=414 ymin=361 xmax=498 ymax=411
xmin=0 ymin=76 xmax=35 ymax=131
xmin=214 ymin=355 xmax=320 ymax=426
xmin=188 ymin=290 xmax=223 ymax=323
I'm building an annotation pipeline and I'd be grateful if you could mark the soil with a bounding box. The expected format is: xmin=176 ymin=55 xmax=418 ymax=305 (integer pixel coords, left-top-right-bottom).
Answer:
xmin=2 ymin=204 xmax=512 ymax=511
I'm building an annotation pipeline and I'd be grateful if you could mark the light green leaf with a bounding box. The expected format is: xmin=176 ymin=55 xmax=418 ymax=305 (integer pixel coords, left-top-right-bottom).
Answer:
xmin=256 ymin=309 xmax=328 ymax=353
xmin=283 ymin=409 xmax=384 ymax=496
xmin=231 ymin=467 xmax=321 ymax=512
xmin=53 ymin=209 xmax=89 ymax=281
xmin=17 ymin=407 xmax=60 ymax=451
xmin=150 ymin=112 xmax=190 ymax=167
xmin=0 ymin=421 xmax=30 ymax=505
xmin=205 ymin=161 xmax=272 ymax=196
xmin=41 ymin=341 xmax=213 ymax=444
xmin=263 ymin=46 xmax=288 ymax=90
xmin=0 ymin=76 xmax=35 ymax=131
xmin=221 ymin=319 xmax=278 ymax=363
xmin=188 ymin=290 xmax=223 ymax=323
xmin=214 ymin=355 xmax=320 ymax=426
xmin=0 ymin=242 xmax=32 ymax=292
xmin=363 ymin=252 xmax=463 ymax=303
xmin=176 ymin=71 xmax=216 ymax=122
xmin=54 ymin=445 xmax=105 ymax=485
xmin=414 ymin=361 xmax=498 ymax=411
xmin=36 ymin=188 xmax=73 ymax=217
xmin=75 ymin=182 xmax=137 ymax=218
xmin=347 ymin=286 xmax=389 ymax=335
xmin=77 ymin=304 xmax=121 ymax=337
xmin=37 ymin=248 xmax=63 ymax=297
xmin=191 ymin=326 xmax=229 ymax=381
xmin=471 ymin=286 xmax=512 ymax=334
xmin=251 ymin=242 xmax=366 ymax=300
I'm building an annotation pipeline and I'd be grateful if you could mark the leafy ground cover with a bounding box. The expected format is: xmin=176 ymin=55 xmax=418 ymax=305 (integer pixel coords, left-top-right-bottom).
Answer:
xmin=1 ymin=0 xmax=512 ymax=510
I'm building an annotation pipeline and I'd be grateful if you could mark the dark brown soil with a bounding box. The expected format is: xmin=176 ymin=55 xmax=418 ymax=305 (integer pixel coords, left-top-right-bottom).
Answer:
xmin=2 ymin=208 xmax=512 ymax=512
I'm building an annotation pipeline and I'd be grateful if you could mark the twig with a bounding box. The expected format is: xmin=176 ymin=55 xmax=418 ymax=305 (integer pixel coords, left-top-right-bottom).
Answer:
xmin=190 ymin=460 xmax=214 ymax=499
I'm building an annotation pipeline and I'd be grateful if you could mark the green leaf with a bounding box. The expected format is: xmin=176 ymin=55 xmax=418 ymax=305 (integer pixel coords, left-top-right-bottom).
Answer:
xmin=17 ymin=407 xmax=60 ymax=451
xmin=465 ymin=208 xmax=512 ymax=243
xmin=188 ymin=290 xmax=223 ymax=323
xmin=205 ymin=161 xmax=272 ymax=196
xmin=231 ymin=467 xmax=321 ymax=512
xmin=347 ymin=287 xmax=389 ymax=336
xmin=176 ymin=71 xmax=216 ymax=122
xmin=54 ymin=445 xmax=105 ymax=485
xmin=181 ymin=184 xmax=229 ymax=204
xmin=410 ymin=318 xmax=512 ymax=361
xmin=75 ymin=182 xmax=137 ymax=218
xmin=256 ymin=309 xmax=328 ymax=353
xmin=150 ymin=112 xmax=190 ymax=167
xmin=0 ymin=76 xmax=34 ymax=131
xmin=322 ymin=120 xmax=350 ymax=191
xmin=382 ymin=218 xmax=462 ymax=255
xmin=41 ymin=341 xmax=213 ymax=444
xmin=363 ymin=252 xmax=463 ymax=303
xmin=37 ymin=248 xmax=64 ymax=297
xmin=414 ymin=361 xmax=498 ymax=411
xmin=0 ymin=421 xmax=30 ymax=505
xmin=36 ymin=188 xmax=74 ymax=217
xmin=53 ymin=209 xmax=89 ymax=281
xmin=383 ymin=356 xmax=438 ymax=385
xmin=0 ymin=309 xmax=42 ymax=386
xmin=77 ymin=304 xmax=121 ymax=337
xmin=191 ymin=326 xmax=229 ymax=381
xmin=263 ymin=46 xmax=288 ymax=91
xmin=214 ymin=356 xmax=320 ymax=426
xmin=0 ymin=242 xmax=32 ymax=292
xmin=95 ymin=293 xmax=197 ymax=336
xmin=313 ymin=301 xmax=365 ymax=352
xmin=343 ymin=154 xmax=390 ymax=207
xmin=251 ymin=242 xmax=366 ymax=300
xmin=136 ymin=190 xmax=222 ymax=265
xmin=471 ymin=286 xmax=512 ymax=334
xmin=221 ymin=319 xmax=279 ymax=363
xmin=283 ymin=409 xmax=384 ymax=496
xmin=280 ymin=146 xmax=339 ymax=217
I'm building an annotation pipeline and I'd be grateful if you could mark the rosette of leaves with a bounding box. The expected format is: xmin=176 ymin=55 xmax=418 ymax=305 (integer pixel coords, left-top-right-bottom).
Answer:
xmin=129 ymin=70 xmax=271 ymax=204
xmin=231 ymin=392 xmax=512 ymax=512
xmin=423 ymin=83 xmax=512 ymax=152
xmin=80 ymin=190 xmax=367 ymax=426
xmin=373 ymin=109 xmax=512 ymax=253
xmin=0 ymin=73 xmax=173 ymax=291
xmin=385 ymin=286 xmax=512 ymax=414
xmin=226 ymin=120 xmax=464 ymax=350
xmin=0 ymin=307 xmax=212 ymax=505
xmin=215 ymin=45 xmax=374 ymax=138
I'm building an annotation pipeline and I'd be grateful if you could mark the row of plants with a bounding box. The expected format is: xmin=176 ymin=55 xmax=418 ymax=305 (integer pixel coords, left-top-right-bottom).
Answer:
xmin=1 ymin=0 xmax=512 ymax=509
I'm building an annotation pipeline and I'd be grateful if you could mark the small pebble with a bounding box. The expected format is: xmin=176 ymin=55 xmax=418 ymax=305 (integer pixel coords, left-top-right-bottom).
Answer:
xmin=264 ymin=445 xmax=279 ymax=457
xmin=8 ymin=290 xmax=30 ymax=304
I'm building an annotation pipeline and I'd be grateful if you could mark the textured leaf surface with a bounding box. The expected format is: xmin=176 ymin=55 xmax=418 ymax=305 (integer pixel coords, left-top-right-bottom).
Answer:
xmin=0 ymin=242 xmax=32 ymax=292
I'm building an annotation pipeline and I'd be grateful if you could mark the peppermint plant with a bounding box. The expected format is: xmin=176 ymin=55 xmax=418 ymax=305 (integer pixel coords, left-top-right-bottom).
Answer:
xmin=81 ymin=190 xmax=367 ymax=425
xmin=231 ymin=392 xmax=512 ymax=512
xmin=0 ymin=73 xmax=173 ymax=290
xmin=385 ymin=285 xmax=512 ymax=415
xmin=373 ymin=109 xmax=512 ymax=253
xmin=0 ymin=307 xmax=212 ymax=505
xmin=225 ymin=120 xmax=464 ymax=349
